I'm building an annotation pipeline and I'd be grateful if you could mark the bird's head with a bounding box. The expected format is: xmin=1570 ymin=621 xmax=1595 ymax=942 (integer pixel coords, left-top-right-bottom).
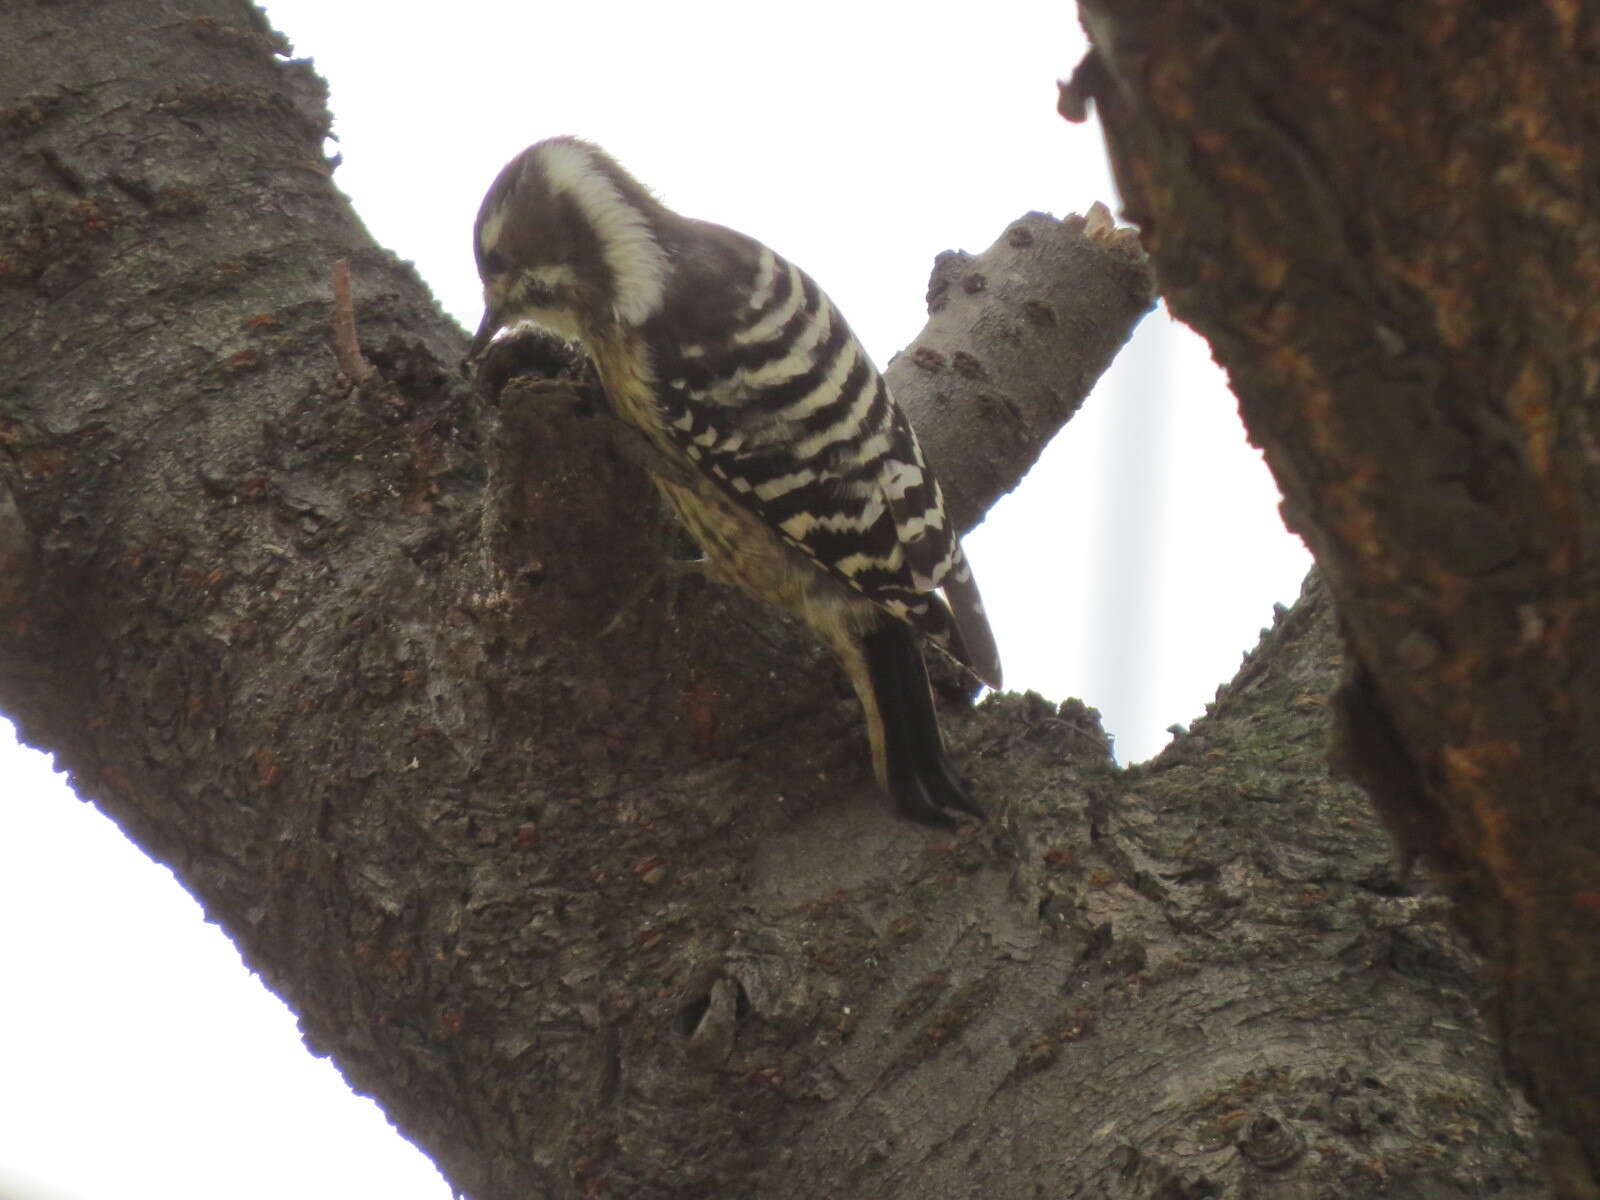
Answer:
xmin=469 ymin=137 xmax=670 ymax=360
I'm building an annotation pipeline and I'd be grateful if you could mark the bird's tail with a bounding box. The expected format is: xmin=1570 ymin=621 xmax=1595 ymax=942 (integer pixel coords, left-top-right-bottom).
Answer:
xmin=848 ymin=616 xmax=984 ymax=825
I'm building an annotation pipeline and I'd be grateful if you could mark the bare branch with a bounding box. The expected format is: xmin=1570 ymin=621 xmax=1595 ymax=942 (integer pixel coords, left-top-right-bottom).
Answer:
xmin=889 ymin=209 xmax=1156 ymax=533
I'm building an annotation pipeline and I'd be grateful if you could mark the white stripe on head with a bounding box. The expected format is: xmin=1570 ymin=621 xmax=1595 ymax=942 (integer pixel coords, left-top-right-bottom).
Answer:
xmin=534 ymin=139 xmax=669 ymax=327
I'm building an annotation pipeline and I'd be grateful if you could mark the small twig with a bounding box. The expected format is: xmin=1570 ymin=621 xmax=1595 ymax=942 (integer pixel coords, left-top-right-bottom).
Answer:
xmin=330 ymin=259 xmax=378 ymax=386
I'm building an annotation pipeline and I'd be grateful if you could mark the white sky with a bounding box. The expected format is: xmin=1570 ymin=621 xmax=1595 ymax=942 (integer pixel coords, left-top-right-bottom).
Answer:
xmin=0 ymin=3 xmax=1310 ymax=1196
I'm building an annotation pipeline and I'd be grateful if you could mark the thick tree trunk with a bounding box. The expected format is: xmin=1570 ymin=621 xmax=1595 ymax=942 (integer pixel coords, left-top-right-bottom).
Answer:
xmin=1070 ymin=2 xmax=1600 ymax=1191
xmin=0 ymin=2 xmax=1561 ymax=1198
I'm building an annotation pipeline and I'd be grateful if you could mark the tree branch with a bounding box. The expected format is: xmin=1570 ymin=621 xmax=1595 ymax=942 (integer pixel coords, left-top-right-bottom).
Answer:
xmin=1075 ymin=0 xmax=1600 ymax=1186
xmin=887 ymin=204 xmax=1154 ymax=531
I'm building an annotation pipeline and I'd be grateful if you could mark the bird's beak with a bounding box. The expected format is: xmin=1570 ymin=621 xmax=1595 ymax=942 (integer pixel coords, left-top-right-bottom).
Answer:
xmin=467 ymin=307 xmax=500 ymax=363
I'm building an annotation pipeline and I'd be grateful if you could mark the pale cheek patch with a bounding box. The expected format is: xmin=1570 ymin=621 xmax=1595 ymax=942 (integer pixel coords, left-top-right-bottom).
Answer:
xmin=478 ymin=201 xmax=509 ymax=259
xmin=525 ymin=264 xmax=580 ymax=291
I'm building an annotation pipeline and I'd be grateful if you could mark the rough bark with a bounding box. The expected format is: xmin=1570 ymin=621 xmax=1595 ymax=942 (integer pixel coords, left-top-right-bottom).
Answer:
xmin=0 ymin=3 xmax=1558 ymax=1199
xmin=1069 ymin=2 xmax=1600 ymax=1191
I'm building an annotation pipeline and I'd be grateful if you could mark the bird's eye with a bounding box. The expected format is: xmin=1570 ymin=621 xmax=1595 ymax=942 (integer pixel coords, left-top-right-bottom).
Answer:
xmin=481 ymin=249 xmax=511 ymax=276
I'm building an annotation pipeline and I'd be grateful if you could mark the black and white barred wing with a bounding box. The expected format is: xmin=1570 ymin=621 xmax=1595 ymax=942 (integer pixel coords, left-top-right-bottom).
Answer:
xmin=644 ymin=223 xmax=1002 ymax=689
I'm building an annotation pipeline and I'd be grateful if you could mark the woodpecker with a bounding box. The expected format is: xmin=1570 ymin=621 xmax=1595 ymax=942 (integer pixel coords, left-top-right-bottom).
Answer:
xmin=470 ymin=137 xmax=1002 ymax=824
